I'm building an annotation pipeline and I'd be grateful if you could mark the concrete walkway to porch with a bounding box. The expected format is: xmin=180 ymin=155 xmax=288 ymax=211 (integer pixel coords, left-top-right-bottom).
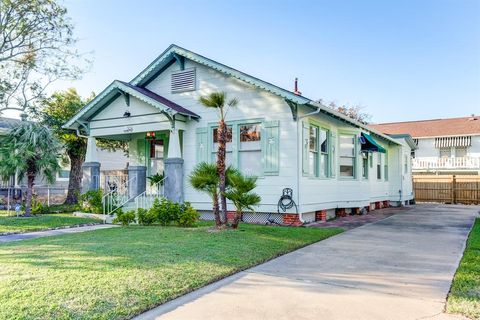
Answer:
xmin=0 ymin=224 xmax=117 ymax=243
xmin=135 ymin=204 xmax=478 ymax=320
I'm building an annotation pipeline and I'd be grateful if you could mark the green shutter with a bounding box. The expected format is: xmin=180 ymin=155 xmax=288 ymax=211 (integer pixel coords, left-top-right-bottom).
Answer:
xmin=263 ymin=120 xmax=280 ymax=175
xmin=196 ymin=127 xmax=208 ymax=163
xmin=136 ymin=139 xmax=146 ymax=166
xmin=329 ymin=131 xmax=335 ymax=177
xmin=302 ymin=121 xmax=309 ymax=175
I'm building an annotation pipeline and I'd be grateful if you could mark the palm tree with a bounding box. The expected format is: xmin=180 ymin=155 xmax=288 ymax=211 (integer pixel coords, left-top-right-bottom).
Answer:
xmin=0 ymin=121 xmax=61 ymax=216
xmin=199 ymin=92 xmax=238 ymax=224
xmin=189 ymin=162 xmax=221 ymax=226
xmin=225 ymin=169 xmax=261 ymax=229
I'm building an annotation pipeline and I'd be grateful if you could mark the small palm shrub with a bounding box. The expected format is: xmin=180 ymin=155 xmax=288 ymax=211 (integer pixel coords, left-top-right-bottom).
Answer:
xmin=113 ymin=209 xmax=136 ymax=226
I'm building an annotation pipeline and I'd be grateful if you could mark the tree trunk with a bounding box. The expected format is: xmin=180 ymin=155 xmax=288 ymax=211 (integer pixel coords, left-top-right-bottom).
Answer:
xmin=217 ymin=119 xmax=227 ymax=224
xmin=64 ymin=151 xmax=85 ymax=204
xmin=24 ymin=173 xmax=35 ymax=217
xmin=212 ymin=191 xmax=221 ymax=227
xmin=231 ymin=208 xmax=242 ymax=229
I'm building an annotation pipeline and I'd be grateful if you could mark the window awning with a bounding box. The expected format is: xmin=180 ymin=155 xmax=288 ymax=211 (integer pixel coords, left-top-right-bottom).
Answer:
xmin=360 ymin=133 xmax=386 ymax=153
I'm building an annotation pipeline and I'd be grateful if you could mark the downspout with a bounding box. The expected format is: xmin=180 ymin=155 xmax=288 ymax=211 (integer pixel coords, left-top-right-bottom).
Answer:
xmin=296 ymin=105 xmax=321 ymax=223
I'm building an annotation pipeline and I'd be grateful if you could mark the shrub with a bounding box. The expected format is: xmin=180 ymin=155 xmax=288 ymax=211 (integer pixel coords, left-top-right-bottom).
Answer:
xmin=149 ymin=198 xmax=182 ymax=226
xmin=113 ymin=209 xmax=136 ymax=226
xmin=31 ymin=202 xmax=50 ymax=215
xmin=177 ymin=202 xmax=199 ymax=227
xmin=80 ymin=189 xmax=103 ymax=214
xmin=137 ymin=207 xmax=156 ymax=226
xmin=48 ymin=203 xmax=81 ymax=213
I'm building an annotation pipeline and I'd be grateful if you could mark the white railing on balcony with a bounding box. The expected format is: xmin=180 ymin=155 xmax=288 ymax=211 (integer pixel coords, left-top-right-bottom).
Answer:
xmin=413 ymin=156 xmax=480 ymax=170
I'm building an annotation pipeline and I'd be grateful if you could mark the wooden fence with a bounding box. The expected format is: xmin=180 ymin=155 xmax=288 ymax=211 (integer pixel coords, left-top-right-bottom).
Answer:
xmin=413 ymin=175 xmax=480 ymax=204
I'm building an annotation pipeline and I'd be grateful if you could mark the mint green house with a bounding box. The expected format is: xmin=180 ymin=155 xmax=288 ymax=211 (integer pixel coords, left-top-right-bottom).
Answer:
xmin=64 ymin=44 xmax=416 ymax=224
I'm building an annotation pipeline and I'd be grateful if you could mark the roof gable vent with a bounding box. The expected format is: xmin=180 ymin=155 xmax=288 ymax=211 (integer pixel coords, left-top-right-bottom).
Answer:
xmin=171 ymin=68 xmax=196 ymax=93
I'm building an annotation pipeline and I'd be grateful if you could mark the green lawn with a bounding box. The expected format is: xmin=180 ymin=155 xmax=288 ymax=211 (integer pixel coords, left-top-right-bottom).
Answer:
xmin=446 ymin=218 xmax=480 ymax=320
xmin=0 ymin=213 xmax=101 ymax=234
xmin=0 ymin=224 xmax=342 ymax=319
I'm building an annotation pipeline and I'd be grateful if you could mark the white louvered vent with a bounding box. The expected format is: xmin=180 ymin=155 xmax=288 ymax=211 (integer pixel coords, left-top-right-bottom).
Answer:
xmin=171 ymin=68 xmax=196 ymax=93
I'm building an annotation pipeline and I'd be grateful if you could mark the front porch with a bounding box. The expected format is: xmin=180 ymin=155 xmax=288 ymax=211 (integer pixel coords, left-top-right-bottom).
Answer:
xmin=84 ymin=124 xmax=185 ymax=215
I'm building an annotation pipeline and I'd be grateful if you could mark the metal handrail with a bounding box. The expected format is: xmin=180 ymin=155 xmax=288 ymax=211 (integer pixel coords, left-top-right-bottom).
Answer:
xmin=102 ymin=176 xmax=137 ymax=218
xmin=134 ymin=177 xmax=166 ymax=212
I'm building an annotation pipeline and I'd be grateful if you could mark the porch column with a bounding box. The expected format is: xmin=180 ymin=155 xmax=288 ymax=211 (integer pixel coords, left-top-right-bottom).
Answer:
xmin=127 ymin=138 xmax=147 ymax=199
xmin=164 ymin=128 xmax=184 ymax=203
xmin=82 ymin=137 xmax=100 ymax=193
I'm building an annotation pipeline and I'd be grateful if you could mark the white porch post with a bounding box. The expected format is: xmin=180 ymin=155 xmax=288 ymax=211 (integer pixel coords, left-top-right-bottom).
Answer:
xmin=167 ymin=128 xmax=182 ymax=158
xmin=82 ymin=137 xmax=101 ymax=193
xmin=164 ymin=127 xmax=184 ymax=203
xmin=85 ymin=136 xmax=99 ymax=162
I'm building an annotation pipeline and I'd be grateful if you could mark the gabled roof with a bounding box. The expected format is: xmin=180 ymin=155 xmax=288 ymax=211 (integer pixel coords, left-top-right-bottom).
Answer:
xmin=63 ymin=44 xmax=401 ymax=146
xmin=369 ymin=116 xmax=480 ymax=138
xmin=63 ymin=80 xmax=199 ymax=129
xmin=130 ymin=44 xmax=311 ymax=105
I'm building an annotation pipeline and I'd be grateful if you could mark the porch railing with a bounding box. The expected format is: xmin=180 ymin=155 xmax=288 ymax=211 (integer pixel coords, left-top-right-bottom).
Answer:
xmin=134 ymin=177 xmax=166 ymax=212
xmin=102 ymin=176 xmax=137 ymax=217
xmin=413 ymin=156 xmax=480 ymax=170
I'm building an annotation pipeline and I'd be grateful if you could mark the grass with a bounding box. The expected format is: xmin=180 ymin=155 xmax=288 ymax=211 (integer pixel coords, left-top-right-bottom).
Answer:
xmin=0 ymin=213 xmax=101 ymax=234
xmin=0 ymin=224 xmax=342 ymax=319
xmin=446 ymin=218 xmax=480 ymax=319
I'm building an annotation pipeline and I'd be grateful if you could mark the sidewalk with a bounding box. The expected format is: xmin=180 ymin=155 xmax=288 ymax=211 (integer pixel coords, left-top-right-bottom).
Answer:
xmin=0 ymin=224 xmax=117 ymax=243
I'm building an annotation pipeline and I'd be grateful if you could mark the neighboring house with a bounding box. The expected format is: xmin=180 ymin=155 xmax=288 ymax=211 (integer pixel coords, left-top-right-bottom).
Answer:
xmin=370 ymin=116 xmax=480 ymax=175
xmin=0 ymin=117 xmax=128 ymax=205
xmin=64 ymin=44 xmax=415 ymax=224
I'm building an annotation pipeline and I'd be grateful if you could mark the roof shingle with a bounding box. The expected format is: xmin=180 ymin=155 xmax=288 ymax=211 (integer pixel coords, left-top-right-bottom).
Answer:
xmin=369 ymin=116 xmax=480 ymax=138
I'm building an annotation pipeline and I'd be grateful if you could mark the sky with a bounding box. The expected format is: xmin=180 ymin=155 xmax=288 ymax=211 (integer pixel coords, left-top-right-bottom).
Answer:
xmin=5 ymin=0 xmax=480 ymax=123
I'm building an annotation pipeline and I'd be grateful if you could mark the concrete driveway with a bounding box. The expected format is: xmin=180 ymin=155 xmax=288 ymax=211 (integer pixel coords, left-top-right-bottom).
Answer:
xmin=136 ymin=204 xmax=478 ymax=320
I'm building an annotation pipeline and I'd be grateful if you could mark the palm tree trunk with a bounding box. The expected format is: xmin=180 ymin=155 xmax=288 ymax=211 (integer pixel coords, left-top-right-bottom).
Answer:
xmin=65 ymin=152 xmax=85 ymax=204
xmin=217 ymin=119 xmax=227 ymax=224
xmin=231 ymin=208 xmax=242 ymax=229
xmin=212 ymin=191 xmax=221 ymax=227
xmin=24 ymin=173 xmax=35 ymax=216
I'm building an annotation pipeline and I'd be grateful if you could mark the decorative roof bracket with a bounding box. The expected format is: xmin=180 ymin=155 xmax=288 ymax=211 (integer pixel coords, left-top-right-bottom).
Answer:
xmin=172 ymin=53 xmax=185 ymax=70
xmin=285 ymin=100 xmax=298 ymax=121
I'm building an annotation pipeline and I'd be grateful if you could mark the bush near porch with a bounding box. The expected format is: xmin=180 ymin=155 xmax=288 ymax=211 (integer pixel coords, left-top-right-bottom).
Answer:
xmin=446 ymin=218 xmax=480 ymax=319
xmin=0 ymin=223 xmax=342 ymax=319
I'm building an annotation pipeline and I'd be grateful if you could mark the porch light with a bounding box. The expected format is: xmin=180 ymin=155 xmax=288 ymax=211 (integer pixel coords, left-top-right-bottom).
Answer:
xmin=123 ymin=110 xmax=131 ymax=117
xmin=146 ymin=131 xmax=156 ymax=139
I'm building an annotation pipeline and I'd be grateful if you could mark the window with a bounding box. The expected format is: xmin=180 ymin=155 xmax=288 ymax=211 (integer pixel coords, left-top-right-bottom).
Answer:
xmin=211 ymin=123 xmax=262 ymax=176
xmin=455 ymin=147 xmax=467 ymax=157
xmin=319 ymin=129 xmax=329 ymax=177
xmin=404 ymin=155 xmax=408 ymax=174
xmin=58 ymin=170 xmax=70 ymax=179
xmin=377 ymin=153 xmax=382 ymax=180
xmin=362 ymin=153 xmax=368 ymax=179
xmin=439 ymin=147 xmax=451 ymax=158
xmin=339 ymin=134 xmax=356 ymax=177
xmin=212 ymin=126 xmax=233 ymax=166
xmin=384 ymin=151 xmax=388 ymax=181
xmin=239 ymin=123 xmax=262 ymax=175
xmin=309 ymin=126 xmax=319 ymax=176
